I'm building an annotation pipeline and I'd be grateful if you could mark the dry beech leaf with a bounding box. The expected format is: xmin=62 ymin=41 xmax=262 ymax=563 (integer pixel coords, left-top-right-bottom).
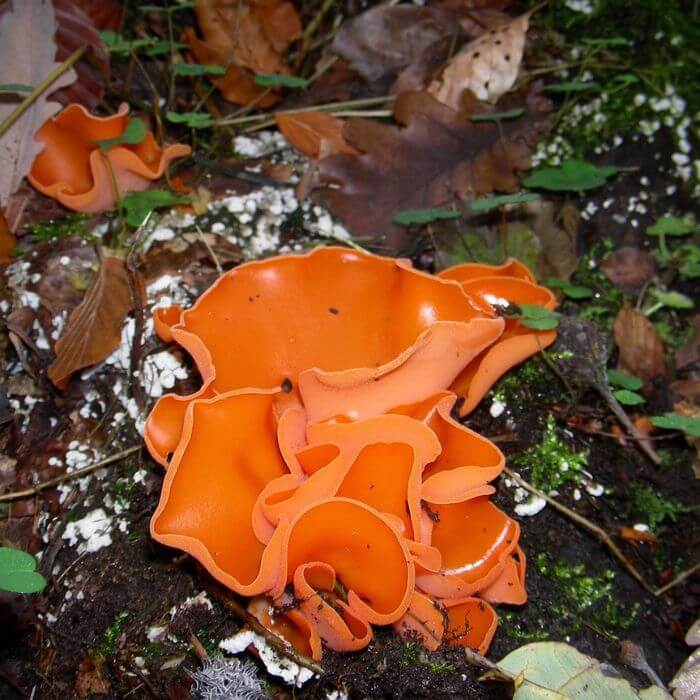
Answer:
xmin=602 ymin=246 xmax=657 ymax=294
xmin=331 ymin=5 xmax=458 ymax=83
xmin=0 ymin=0 xmax=77 ymax=207
xmin=315 ymin=88 xmax=549 ymax=248
xmin=48 ymin=249 xmax=134 ymax=389
xmin=0 ymin=209 xmax=15 ymax=264
xmin=429 ymin=10 xmax=531 ymax=106
xmin=613 ymin=303 xmax=667 ymax=383
xmin=186 ymin=0 xmax=301 ymax=106
xmin=72 ymin=0 xmax=123 ymax=30
xmin=675 ymin=315 xmax=700 ymax=370
xmin=275 ymin=111 xmax=359 ymax=159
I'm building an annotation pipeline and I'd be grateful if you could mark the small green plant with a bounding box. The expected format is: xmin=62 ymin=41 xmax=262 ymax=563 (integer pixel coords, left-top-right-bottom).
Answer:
xmin=607 ymin=370 xmax=645 ymax=406
xmin=0 ymin=547 xmax=47 ymax=594
xmin=468 ymin=192 xmax=540 ymax=213
xmin=254 ymin=73 xmax=309 ymax=89
xmin=514 ymin=415 xmax=587 ymax=492
xmin=507 ymin=304 xmax=560 ymax=331
xmin=167 ymin=111 xmax=216 ymax=129
xmin=29 ymin=213 xmax=91 ymax=242
xmin=651 ymin=412 xmax=700 ymax=437
xmin=94 ymin=118 xmax=147 ymax=152
xmin=122 ymin=189 xmax=189 ymax=228
xmin=394 ymin=208 xmax=460 ymax=226
xmin=523 ymin=160 xmax=617 ymax=192
xmin=547 ymin=277 xmax=594 ymax=300
xmin=630 ymin=485 xmax=695 ymax=530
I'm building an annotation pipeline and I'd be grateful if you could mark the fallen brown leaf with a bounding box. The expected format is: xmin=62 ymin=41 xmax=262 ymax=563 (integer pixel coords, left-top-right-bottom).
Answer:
xmin=52 ymin=0 xmax=109 ymax=110
xmin=0 ymin=209 xmax=15 ymax=264
xmin=75 ymin=651 xmax=110 ymax=698
xmin=527 ymin=199 xmax=579 ymax=280
xmin=186 ymin=0 xmax=301 ymax=106
xmin=315 ymin=88 xmax=549 ymax=248
xmin=73 ymin=0 xmax=123 ymax=30
xmin=331 ymin=5 xmax=458 ymax=83
xmin=676 ymin=314 xmax=700 ymax=370
xmin=613 ymin=303 xmax=667 ymax=383
xmin=601 ymin=246 xmax=657 ymax=294
xmin=618 ymin=526 xmax=658 ymax=544
xmin=275 ymin=111 xmax=358 ymax=159
xmin=428 ymin=10 xmax=532 ymax=107
xmin=48 ymin=248 xmax=134 ymax=389
xmin=0 ymin=0 xmax=77 ymax=208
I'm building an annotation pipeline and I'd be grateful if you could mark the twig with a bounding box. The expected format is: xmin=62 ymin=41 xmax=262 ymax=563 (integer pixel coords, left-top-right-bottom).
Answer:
xmin=195 ymin=226 xmax=223 ymax=275
xmin=654 ymin=561 xmax=700 ymax=596
xmin=0 ymin=46 xmax=86 ymax=140
xmin=0 ymin=446 xmax=141 ymax=502
xmin=206 ymin=583 xmax=324 ymax=675
xmin=502 ymin=466 xmax=657 ymax=594
xmin=600 ymin=386 xmax=661 ymax=465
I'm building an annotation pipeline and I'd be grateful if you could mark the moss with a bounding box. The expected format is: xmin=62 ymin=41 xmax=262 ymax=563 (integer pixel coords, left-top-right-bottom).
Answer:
xmin=29 ymin=214 xmax=91 ymax=242
xmin=99 ymin=611 xmax=129 ymax=657
xmin=499 ymin=611 xmax=549 ymax=642
xmin=513 ymin=414 xmax=587 ymax=493
xmin=490 ymin=355 xmax=566 ymax=406
xmin=630 ymin=485 xmax=696 ymax=530
xmin=536 ymin=553 xmax=638 ymax=636
xmin=140 ymin=641 xmax=167 ymax=661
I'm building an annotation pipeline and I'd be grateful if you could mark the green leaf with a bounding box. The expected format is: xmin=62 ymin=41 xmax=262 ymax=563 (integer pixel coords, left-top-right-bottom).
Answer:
xmin=94 ymin=118 xmax=147 ymax=152
xmin=253 ymin=73 xmax=309 ymax=89
xmin=123 ymin=190 xmax=189 ymax=228
xmin=607 ymin=369 xmax=643 ymax=391
xmin=0 ymin=83 xmax=32 ymax=94
xmin=498 ymin=641 xmax=671 ymax=699
xmin=651 ymin=413 xmax=700 ymax=437
xmin=546 ymin=277 xmax=594 ymax=299
xmin=517 ymin=304 xmax=560 ymax=330
xmin=523 ymin=160 xmax=617 ymax=192
xmin=146 ymin=40 xmax=189 ymax=56
xmin=469 ymin=193 xmax=540 ymax=213
xmin=173 ymin=63 xmax=226 ymax=77
xmin=100 ymin=30 xmax=155 ymax=55
xmin=0 ymin=547 xmax=47 ymax=594
xmin=646 ymin=215 xmax=696 ymax=237
xmin=393 ymin=208 xmax=461 ymax=226
xmin=613 ymin=389 xmax=645 ymax=406
xmin=582 ymin=37 xmax=631 ymax=46
xmin=468 ymin=108 xmax=525 ymax=122
xmin=166 ymin=111 xmax=216 ymax=129
xmin=544 ymin=81 xmax=600 ymax=93
xmin=652 ymin=289 xmax=694 ymax=310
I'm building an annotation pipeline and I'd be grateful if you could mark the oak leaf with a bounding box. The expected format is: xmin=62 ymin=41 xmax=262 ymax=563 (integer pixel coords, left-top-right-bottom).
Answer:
xmin=315 ymin=89 xmax=549 ymax=249
xmin=613 ymin=303 xmax=667 ymax=384
xmin=0 ymin=0 xmax=77 ymax=208
xmin=186 ymin=0 xmax=301 ymax=106
xmin=48 ymin=249 xmax=135 ymax=389
xmin=428 ymin=10 xmax=531 ymax=106
xmin=275 ymin=111 xmax=358 ymax=159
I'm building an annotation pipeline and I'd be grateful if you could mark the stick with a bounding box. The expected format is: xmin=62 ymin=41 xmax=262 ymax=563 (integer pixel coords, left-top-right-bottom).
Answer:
xmin=206 ymin=583 xmax=324 ymax=675
xmin=0 ymin=446 xmax=141 ymax=502
xmin=654 ymin=561 xmax=700 ymax=596
xmin=502 ymin=466 xmax=657 ymax=594
xmin=0 ymin=46 xmax=86 ymax=140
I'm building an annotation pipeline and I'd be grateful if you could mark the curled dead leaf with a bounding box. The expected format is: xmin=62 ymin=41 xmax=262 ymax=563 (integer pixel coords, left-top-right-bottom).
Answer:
xmin=602 ymin=246 xmax=657 ymax=294
xmin=613 ymin=303 xmax=667 ymax=383
xmin=186 ymin=0 xmax=301 ymax=106
xmin=0 ymin=209 xmax=15 ymax=264
xmin=48 ymin=248 xmax=135 ymax=389
xmin=275 ymin=111 xmax=359 ymax=159
xmin=676 ymin=315 xmax=700 ymax=370
xmin=428 ymin=10 xmax=532 ymax=107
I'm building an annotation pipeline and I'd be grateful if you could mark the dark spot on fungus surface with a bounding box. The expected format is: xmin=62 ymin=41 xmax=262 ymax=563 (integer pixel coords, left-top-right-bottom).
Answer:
xmin=329 ymin=307 xmax=339 ymax=315
xmin=281 ymin=378 xmax=293 ymax=393
xmin=473 ymin=51 xmax=480 ymax=58
xmin=505 ymin=54 xmax=511 ymax=61
xmin=422 ymin=500 xmax=440 ymax=522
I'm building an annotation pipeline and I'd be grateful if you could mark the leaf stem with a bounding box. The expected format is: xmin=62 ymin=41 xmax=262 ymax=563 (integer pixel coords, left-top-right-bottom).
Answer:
xmin=0 ymin=46 xmax=86 ymax=140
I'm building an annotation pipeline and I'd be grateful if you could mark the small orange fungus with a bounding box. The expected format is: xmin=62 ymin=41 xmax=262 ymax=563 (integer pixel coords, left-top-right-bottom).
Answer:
xmin=145 ymin=247 xmax=556 ymax=659
xmin=28 ymin=104 xmax=190 ymax=213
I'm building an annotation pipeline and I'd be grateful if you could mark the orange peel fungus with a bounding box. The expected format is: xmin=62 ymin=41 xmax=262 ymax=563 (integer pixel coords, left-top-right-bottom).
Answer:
xmin=145 ymin=247 xmax=555 ymax=660
xmin=28 ymin=104 xmax=191 ymax=213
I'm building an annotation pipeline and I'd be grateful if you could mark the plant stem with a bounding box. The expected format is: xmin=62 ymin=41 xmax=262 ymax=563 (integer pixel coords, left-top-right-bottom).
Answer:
xmin=0 ymin=46 xmax=86 ymax=140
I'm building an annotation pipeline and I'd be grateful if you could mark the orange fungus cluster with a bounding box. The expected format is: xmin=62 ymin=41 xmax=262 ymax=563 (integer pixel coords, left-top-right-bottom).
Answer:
xmin=144 ymin=247 xmax=556 ymax=660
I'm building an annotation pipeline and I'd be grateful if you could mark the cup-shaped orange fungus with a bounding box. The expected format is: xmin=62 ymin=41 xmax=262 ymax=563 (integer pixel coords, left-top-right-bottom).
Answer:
xmin=146 ymin=247 xmax=554 ymax=660
xmin=28 ymin=104 xmax=191 ymax=213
